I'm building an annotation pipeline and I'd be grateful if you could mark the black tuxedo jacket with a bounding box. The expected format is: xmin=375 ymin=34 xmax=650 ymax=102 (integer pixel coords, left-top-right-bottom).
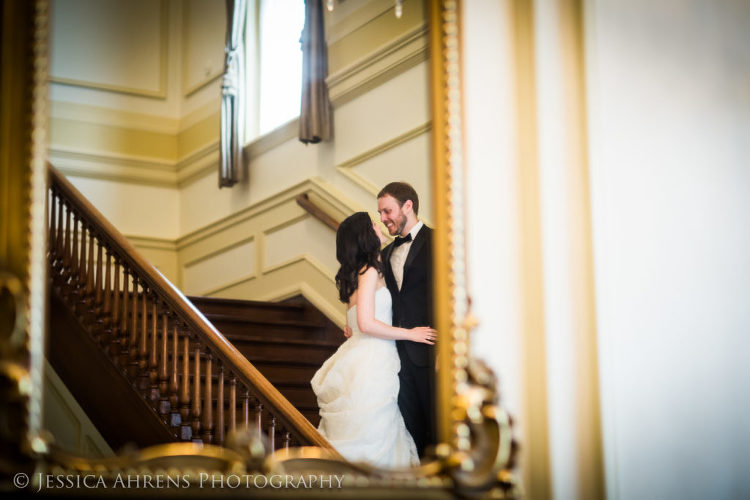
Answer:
xmin=382 ymin=224 xmax=434 ymax=367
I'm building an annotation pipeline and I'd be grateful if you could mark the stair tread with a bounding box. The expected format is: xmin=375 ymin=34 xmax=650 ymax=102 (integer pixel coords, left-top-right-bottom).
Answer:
xmin=188 ymin=296 xmax=307 ymax=311
xmin=204 ymin=313 xmax=326 ymax=328
xmin=223 ymin=334 xmax=341 ymax=348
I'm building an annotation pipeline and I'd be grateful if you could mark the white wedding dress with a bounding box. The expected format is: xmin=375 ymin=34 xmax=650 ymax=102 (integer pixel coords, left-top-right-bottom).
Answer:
xmin=311 ymin=286 xmax=419 ymax=467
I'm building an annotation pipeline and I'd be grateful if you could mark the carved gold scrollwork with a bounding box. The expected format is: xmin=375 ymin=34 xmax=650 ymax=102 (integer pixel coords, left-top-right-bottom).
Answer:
xmin=0 ymin=271 xmax=34 ymax=456
xmin=447 ymin=358 xmax=518 ymax=497
xmin=0 ymin=271 xmax=29 ymax=356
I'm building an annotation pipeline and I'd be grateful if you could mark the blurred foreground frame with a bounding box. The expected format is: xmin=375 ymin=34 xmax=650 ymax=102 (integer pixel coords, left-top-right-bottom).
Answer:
xmin=0 ymin=0 xmax=517 ymax=497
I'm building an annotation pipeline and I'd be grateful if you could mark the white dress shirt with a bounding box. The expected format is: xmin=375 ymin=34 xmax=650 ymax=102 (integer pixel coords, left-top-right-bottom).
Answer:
xmin=390 ymin=220 xmax=424 ymax=291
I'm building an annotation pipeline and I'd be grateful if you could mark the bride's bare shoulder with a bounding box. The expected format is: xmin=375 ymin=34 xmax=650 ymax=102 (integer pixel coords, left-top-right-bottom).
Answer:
xmin=358 ymin=265 xmax=379 ymax=278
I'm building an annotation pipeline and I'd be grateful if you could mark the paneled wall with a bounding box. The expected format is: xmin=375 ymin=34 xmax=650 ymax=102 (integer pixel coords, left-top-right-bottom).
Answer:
xmin=48 ymin=0 xmax=431 ymax=328
xmin=44 ymin=362 xmax=113 ymax=457
xmin=49 ymin=0 xmax=225 ymax=283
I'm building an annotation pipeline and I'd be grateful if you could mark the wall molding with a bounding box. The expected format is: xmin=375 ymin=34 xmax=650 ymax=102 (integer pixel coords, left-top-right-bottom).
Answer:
xmin=50 ymin=139 xmax=220 ymax=189
xmin=336 ymin=121 xmax=431 ymax=196
xmin=181 ymin=0 xmax=225 ymax=97
xmin=261 ymin=213 xmax=310 ymax=243
xmin=48 ymin=100 xmax=220 ymax=137
xmin=200 ymin=274 xmax=258 ymax=297
xmin=327 ymin=24 xmax=428 ymax=106
xmin=179 ymin=102 xmax=222 ymax=133
xmin=177 ymin=141 xmax=220 ymax=187
xmin=184 ymin=73 xmax=223 ymax=98
xmin=244 ymin=118 xmax=299 ymax=161
xmin=49 ymin=0 xmax=169 ymax=99
xmin=50 ymin=146 xmax=177 ymax=187
xmin=126 ymin=235 xmax=177 ymax=252
xmin=262 ymin=282 xmax=345 ymax=328
xmin=183 ymin=235 xmax=255 ymax=269
xmin=174 ymin=178 xmax=358 ymax=321
xmin=50 ymin=101 xmax=180 ymax=135
xmin=325 ymin=0 xmax=396 ymax=45
xmin=176 ymin=177 xmax=361 ymax=250
xmin=261 ymin=254 xmax=336 ymax=284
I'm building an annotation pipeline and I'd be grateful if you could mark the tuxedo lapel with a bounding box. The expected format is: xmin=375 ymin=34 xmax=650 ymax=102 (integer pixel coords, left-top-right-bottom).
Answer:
xmin=382 ymin=242 xmax=398 ymax=293
xmin=402 ymin=226 xmax=430 ymax=284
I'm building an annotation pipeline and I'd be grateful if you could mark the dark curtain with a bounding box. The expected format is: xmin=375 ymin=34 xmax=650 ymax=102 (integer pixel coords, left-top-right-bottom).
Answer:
xmin=299 ymin=0 xmax=332 ymax=144
xmin=219 ymin=0 xmax=247 ymax=187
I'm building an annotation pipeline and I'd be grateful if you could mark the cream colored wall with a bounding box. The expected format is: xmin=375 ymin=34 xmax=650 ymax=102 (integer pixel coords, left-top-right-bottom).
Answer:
xmin=463 ymin=0 xmax=750 ymax=499
xmin=48 ymin=0 xmax=431 ymax=327
xmin=585 ymin=1 xmax=750 ymax=499
xmin=175 ymin=0 xmax=431 ymax=326
xmin=49 ymin=0 xmax=224 ymax=285
xmin=43 ymin=361 xmax=113 ymax=457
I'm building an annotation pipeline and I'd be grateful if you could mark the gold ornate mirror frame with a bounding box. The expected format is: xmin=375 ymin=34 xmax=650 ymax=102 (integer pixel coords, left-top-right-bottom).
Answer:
xmin=1 ymin=0 xmax=516 ymax=496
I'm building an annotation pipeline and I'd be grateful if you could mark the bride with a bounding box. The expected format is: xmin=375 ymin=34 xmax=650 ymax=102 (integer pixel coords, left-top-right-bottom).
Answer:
xmin=311 ymin=212 xmax=436 ymax=467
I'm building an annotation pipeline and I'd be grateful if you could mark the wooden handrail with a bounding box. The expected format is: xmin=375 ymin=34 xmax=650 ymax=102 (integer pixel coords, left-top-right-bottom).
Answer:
xmin=295 ymin=193 xmax=340 ymax=231
xmin=47 ymin=164 xmax=335 ymax=453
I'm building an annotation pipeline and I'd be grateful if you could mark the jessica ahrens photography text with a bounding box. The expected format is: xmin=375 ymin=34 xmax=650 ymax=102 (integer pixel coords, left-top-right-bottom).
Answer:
xmin=16 ymin=472 xmax=345 ymax=492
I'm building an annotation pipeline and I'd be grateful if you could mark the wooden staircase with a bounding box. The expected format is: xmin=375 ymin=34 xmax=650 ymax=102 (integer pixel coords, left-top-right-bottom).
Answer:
xmin=189 ymin=296 xmax=344 ymax=427
xmin=46 ymin=164 xmax=336 ymax=455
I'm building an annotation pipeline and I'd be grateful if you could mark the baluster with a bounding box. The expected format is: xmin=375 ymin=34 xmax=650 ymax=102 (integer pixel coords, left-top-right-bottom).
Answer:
xmin=149 ymin=299 xmax=159 ymax=401
xmin=63 ymin=202 xmax=72 ymax=272
xmin=109 ymin=258 xmax=120 ymax=361
xmin=127 ymin=274 xmax=139 ymax=376
xmin=87 ymin=236 xmax=103 ymax=342
xmin=55 ymin=194 xmax=65 ymax=267
xmin=94 ymin=236 xmax=103 ymax=307
xmin=78 ymin=219 xmax=87 ymax=288
xmin=191 ymin=344 xmax=202 ymax=443
xmin=47 ymin=189 xmax=55 ymax=257
xmin=216 ymin=363 xmax=225 ymax=445
xmin=179 ymin=334 xmax=192 ymax=441
xmin=85 ymin=225 xmax=95 ymax=298
xmin=138 ymin=289 xmax=150 ymax=391
xmin=158 ymin=311 xmax=169 ymax=415
xmin=48 ymin=187 xmax=57 ymax=259
xmin=73 ymin=221 xmax=87 ymax=313
xmin=118 ymin=270 xmax=130 ymax=369
xmin=70 ymin=213 xmax=79 ymax=280
xmin=169 ymin=323 xmax=181 ymax=427
xmin=229 ymin=376 xmax=237 ymax=434
xmin=97 ymin=246 xmax=111 ymax=348
xmin=268 ymin=417 xmax=276 ymax=453
xmin=129 ymin=275 xmax=139 ymax=354
xmin=202 ymin=354 xmax=214 ymax=444
xmin=121 ymin=270 xmax=131 ymax=342
xmin=255 ymin=401 xmax=263 ymax=436
xmin=100 ymin=245 xmax=110 ymax=319
xmin=242 ymin=389 xmax=250 ymax=430
xmin=283 ymin=432 xmax=291 ymax=450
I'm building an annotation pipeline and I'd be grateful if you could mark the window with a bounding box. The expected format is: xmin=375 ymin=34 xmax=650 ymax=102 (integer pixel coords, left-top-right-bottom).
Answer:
xmin=245 ymin=0 xmax=305 ymax=142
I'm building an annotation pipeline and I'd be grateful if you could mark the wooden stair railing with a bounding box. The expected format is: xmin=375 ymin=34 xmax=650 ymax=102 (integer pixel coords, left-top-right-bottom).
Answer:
xmin=188 ymin=295 xmax=346 ymax=428
xmin=46 ymin=164 xmax=335 ymax=453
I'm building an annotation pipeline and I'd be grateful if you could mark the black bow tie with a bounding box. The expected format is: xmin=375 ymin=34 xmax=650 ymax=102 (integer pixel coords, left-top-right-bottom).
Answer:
xmin=393 ymin=234 xmax=412 ymax=247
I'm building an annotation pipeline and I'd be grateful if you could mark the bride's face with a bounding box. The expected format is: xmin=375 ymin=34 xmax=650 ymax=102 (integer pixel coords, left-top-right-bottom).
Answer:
xmin=372 ymin=220 xmax=387 ymax=245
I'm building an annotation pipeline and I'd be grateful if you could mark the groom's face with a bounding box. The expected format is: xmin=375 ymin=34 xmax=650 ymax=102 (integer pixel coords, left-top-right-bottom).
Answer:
xmin=377 ymin=194 xmax=408 ymax=236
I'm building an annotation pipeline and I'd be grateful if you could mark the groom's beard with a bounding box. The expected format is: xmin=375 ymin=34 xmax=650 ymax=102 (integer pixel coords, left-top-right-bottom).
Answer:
xmin=391 ymin=214 xmax=407 ymax=236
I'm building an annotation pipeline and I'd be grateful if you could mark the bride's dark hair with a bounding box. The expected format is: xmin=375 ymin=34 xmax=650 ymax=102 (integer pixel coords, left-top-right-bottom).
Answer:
xmin=335 ymin=212 xmax=383 ymax=303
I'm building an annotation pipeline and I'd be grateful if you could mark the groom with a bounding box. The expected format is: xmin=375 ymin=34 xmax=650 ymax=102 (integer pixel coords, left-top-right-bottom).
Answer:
xmin=377 ymin=182 xmax=435 ymax=458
